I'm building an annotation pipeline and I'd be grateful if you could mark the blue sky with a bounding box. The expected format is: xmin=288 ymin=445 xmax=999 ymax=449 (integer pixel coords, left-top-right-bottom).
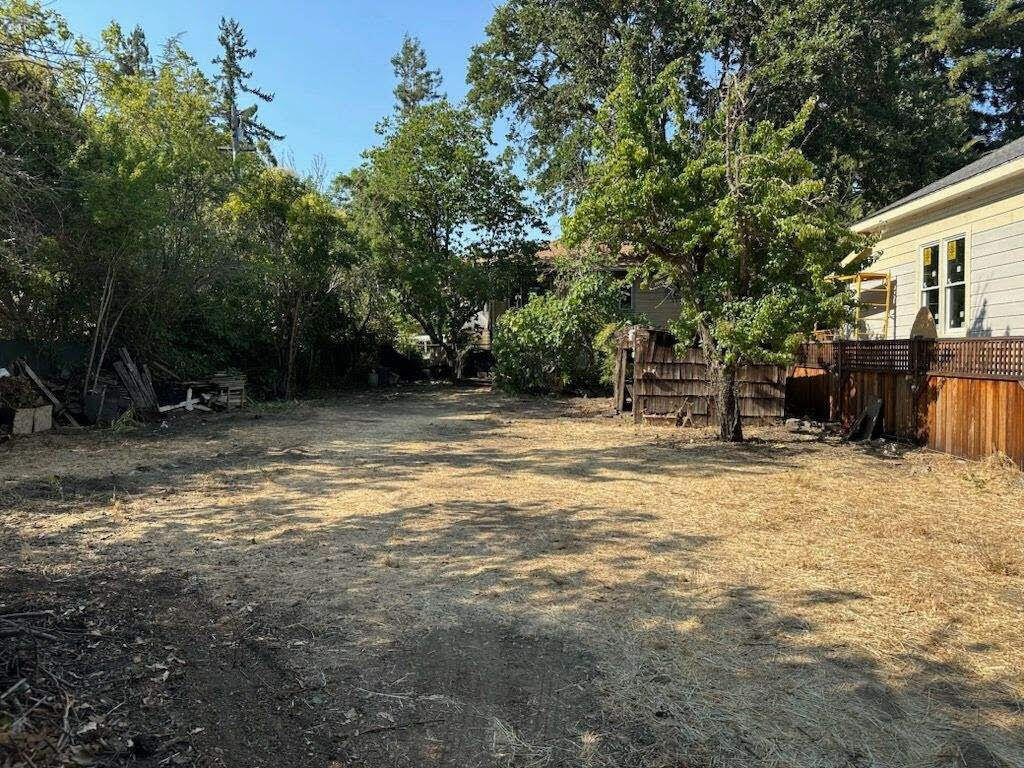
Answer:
xmin=60 ymin=0 xmax=501 ymax=179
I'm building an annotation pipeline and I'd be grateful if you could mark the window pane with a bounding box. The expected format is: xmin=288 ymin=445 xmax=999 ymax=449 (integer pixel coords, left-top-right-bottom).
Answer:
xmin=923 ymin=288 xmax=939 ymax=323
xmin=946 ymin=237 xmax=965 ymax=284
xmin=621 ymin=283 xmax=633 ymax=309
xmin=922 ymin=245 xmax=939 ymax=288
xmin=948 ymin=284 xmax=965 ymax=328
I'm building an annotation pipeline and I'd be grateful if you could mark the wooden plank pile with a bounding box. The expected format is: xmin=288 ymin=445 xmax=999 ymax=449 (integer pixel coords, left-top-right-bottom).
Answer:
xmin=1 ymin=347 xmax=248 ymax=434
xmin=17 ymin=359 xmax=80 ymax=427
xmin=184 ymin=374 xmax=246 ymax=410
xmin=112 ymin=348 xmax=160 ymax=418
xmin=102 ymin=348 xmax=245 ymax=421
xmin=0 ymin=359 xmax=82 ymax=436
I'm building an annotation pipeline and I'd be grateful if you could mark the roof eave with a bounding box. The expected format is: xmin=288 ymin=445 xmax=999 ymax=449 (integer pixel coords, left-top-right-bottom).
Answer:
xmin=852 ymin=155 xmax=1024 ymax=236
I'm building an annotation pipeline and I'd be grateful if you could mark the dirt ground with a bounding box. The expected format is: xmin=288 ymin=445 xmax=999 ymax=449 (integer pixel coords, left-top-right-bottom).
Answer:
xmin=2 ymin=386 xmax=1023 ymax=767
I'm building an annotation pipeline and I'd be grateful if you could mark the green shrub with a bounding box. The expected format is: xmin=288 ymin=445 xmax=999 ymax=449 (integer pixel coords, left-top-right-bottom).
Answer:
xmin=493 ymin=270 xmax=632 ymax=393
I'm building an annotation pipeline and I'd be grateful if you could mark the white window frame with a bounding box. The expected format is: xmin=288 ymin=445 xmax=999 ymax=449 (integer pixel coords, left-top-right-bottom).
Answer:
xmin=943 ymin=235 xmax=967 ymax=334
xmin=920 ymin=234 xmax=969 ymax=336
xmin=921 ymin=241 xmax=941 ymax=327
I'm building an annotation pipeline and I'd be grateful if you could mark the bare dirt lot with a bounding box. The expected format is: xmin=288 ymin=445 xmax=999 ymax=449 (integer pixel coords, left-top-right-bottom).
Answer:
xmin=2 ymin=387 xmax=1023 ymax=767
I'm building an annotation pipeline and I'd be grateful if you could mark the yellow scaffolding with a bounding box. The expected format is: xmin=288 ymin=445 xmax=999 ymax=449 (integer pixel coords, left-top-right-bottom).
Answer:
xmin=833 ymin=271 xmax=892 ymax=339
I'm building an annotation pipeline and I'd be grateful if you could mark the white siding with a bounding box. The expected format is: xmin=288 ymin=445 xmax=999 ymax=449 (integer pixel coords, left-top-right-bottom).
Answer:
xmin=969 ymin=220 xmax=1024 ymax=336
xmin=891 ymin=261 xmax=917 ymax=338
xmin=859 ymin=176 xmax=1024 ymax=338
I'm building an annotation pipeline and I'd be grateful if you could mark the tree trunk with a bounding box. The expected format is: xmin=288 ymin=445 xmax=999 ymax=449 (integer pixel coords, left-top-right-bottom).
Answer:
xmin=711 ymin=362 xmax=743 ymax=442
xmin=285 ymin=297 xmax=301 ymax=400
xmin=696 ymin=319 xmax=743 ymax=442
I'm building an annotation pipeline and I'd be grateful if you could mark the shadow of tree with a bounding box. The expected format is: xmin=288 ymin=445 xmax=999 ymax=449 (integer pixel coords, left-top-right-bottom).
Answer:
xmin=1 ymin=388 xmax=1021 ymax=767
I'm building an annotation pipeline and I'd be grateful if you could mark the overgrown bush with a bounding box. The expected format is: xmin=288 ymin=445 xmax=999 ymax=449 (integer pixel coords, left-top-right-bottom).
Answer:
xmin=493 ymin=269 xmax=631 ymax=393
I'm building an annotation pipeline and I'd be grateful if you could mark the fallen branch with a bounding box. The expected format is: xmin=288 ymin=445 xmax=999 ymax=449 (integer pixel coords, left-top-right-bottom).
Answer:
xmin=0 ymin=620 xmax=61 ymax=642
xmin=0 ymin=610 xmax=56 ymax=620
xmin=1 ymin=678 xmax=27 ymax=701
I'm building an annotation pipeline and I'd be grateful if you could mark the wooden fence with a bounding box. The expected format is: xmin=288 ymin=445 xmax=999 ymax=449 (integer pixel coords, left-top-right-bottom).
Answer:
xmin=613 ymin=330 xmax=1024 ymax=466
xmin=789 ymin=337 xmax=1024 ymax=466
xmin=615 ymin=328 xmax=786 ymax=425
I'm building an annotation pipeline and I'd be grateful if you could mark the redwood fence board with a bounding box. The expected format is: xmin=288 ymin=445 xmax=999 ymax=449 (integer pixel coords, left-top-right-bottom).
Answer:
xmin=789 ymin=338 xmax=1024 ymax=466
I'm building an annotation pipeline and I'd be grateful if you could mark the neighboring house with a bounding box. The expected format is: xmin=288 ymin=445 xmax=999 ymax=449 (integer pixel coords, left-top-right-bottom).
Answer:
xmin=412 ymin=299 xmax=507 ymax=365
xmin=848 ymin=136 xmax=1024 ymax=339
xmin=537 ymin=241 xmax=682 ymax=329
xmin=467 ymin=299 xmax=507 ymax=349
xmin=625 ymin=273 xmax=681 ymax=329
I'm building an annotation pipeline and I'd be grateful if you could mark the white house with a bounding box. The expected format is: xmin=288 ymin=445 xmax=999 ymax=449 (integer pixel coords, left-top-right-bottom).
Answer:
xmin=849 ymin=135 xmax=1024 ymax=339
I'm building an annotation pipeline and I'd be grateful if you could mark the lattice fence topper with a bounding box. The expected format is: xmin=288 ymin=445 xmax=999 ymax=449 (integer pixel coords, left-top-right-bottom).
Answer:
xmin=794 ymin=337 xmax=1024 ymax=381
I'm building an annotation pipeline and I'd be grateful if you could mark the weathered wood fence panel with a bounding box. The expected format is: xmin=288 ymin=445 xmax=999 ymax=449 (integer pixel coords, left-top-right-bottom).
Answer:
xmin=789 ymin=337 xmax=1024 ymax=466
xmin=841 ymin=370 xmax=923 ymax=442
xmin=626 ymin=329 xmax=786 ymax=425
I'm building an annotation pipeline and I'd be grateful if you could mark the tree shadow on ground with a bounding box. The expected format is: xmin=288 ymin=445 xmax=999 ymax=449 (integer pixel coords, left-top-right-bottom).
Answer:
xmin=1 ymin=389 xmax=1021 ymax=767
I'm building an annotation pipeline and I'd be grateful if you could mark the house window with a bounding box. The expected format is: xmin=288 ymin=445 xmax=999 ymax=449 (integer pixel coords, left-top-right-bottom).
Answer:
xmin=920 ymin=236 xmax=967 ymax=332
xmin=921 ymin=244 xmax=940 ymax=323
xmin=945 ymin=237 xmax=966 ymax=329
xmin=612 ymin=270 xmax=632 ymax=310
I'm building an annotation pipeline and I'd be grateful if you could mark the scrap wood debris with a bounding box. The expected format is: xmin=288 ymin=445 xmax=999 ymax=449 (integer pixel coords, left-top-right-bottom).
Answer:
xmin=0 ymin=573 xmax=194 ymax=768
xmin=0 ymin=378 xmax=44 ymax=411
xmin=1 ymin=348 xmax=247 ymax=435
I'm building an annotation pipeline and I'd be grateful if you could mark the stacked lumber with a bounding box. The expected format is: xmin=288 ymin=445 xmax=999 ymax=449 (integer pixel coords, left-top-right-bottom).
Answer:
xmin=184 ymin=374 xmax=246 ymax=410
xmin=112 ymin=347 xmax=159 ymax=417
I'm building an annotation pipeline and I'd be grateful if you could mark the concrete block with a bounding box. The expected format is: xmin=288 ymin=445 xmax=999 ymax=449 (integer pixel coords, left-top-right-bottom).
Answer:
xmin=10 ymin=408 xmax=34 ymax=435
xmin=32 ymin=405 xmax=52 ymax=433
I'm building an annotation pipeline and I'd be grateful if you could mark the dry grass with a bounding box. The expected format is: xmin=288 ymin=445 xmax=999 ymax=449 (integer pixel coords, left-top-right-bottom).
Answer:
xmin=2 ymin=387 xmax=1023 ymax=767
xmin=490 ymin=717 xmax=554 ymax=768
xmin=977 ymin=543 xmax=1023 ymax=577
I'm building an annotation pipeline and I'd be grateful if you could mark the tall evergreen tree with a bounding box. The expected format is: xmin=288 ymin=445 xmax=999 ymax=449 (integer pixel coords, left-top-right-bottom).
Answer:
xmin=390 ymin=34 xmax=442 ymax=116
xmin=102 ymin=22 xmax=153 ymax=78
xmin=929 ymin=0 xmax=1024 ymax=143
xmin=468 ymin=0 xmax=973 ymax=213
xmin=212 ymin=17 xmax=282 ymax=168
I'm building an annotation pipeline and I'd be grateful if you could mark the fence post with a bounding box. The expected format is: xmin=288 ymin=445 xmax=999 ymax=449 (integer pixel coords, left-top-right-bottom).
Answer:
xmin=830 ymin=340 xmax=844 ymax=422
xmin=632 ymin=328 xmax=646 ymax=424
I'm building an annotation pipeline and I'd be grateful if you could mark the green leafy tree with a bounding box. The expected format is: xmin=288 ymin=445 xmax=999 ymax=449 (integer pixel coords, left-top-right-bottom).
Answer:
xmin=468 ymin=0 xmax=973 ymax=213
xmin=343 ymin=100 xmax=541 ymax=379
xmin=390 ymin=34 xmax=441 ymax=116
xmin=220 ymin=168 xmax=351 ymax=398
xmin=565 ymin=64 xmax=859 ymax=440
xmin=0 ymin=0 xmax=89 ymax=341
xmin=0 ymin=2 xmax=397 ymax=400
xmin=76 ymin=36 xmax=235 ymax=391
xmin=493 ymin=261 xmax=630 ymax=393
xmin=213 ymin=17 xmax=282 ymax=168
